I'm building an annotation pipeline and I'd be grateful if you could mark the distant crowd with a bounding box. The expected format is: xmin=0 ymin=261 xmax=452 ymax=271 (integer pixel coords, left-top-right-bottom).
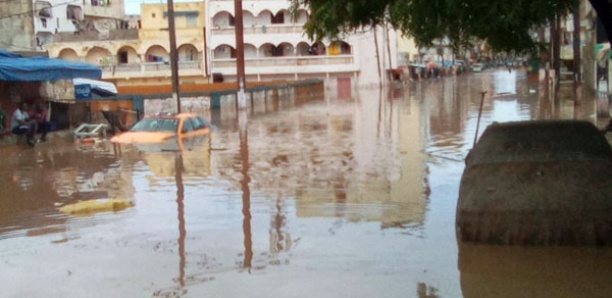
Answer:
xmin=390 ymin=59 xmax=526 ymax=82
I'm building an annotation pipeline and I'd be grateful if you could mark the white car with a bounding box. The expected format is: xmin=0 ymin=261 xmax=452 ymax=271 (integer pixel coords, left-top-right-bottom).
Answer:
xmin=471 ymin=63 xmax=484 ymax=72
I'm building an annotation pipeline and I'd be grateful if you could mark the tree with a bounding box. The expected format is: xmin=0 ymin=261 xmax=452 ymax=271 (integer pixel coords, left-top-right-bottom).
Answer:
xmin=290 ymin=0 xmax=610 ymax=54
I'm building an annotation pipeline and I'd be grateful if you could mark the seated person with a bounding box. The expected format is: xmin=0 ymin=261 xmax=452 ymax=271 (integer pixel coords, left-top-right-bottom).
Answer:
xmin=30 ymin=102 xmax=50 ymax=142
xmin=11 ymin=102 xmax=37 ymax=146
xmin=0 ymin=105 xmax=6 ymax=132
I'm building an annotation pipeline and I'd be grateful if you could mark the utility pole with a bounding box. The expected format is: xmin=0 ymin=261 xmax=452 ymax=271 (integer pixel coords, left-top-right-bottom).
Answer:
xmin=373 ymin=26 xmax=382 ymax=88
xmin=203 ymin=27 xmax=209 ymax=80
xmin=553 ymin=14 xmax=561 ymax=88
xmin=234 ymin=0 xmax=247 ymax=110
xmin=167 ymin=0 xmax=181 ymax=113
xmin=572 ymin=1 xmax=581 ymax=84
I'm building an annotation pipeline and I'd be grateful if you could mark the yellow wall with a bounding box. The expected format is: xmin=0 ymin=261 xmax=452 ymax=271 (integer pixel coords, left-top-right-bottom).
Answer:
xmin=140 ymin=2 xmax=206 ymax=31
xmin=396 ymin=35 xmax=419 ymax=62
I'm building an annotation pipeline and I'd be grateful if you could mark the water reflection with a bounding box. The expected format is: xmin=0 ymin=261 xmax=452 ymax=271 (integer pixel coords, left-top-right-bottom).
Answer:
xmin=175 ymin=154 xmax=186 ymax=289
xmin=458 ymin=242 xmax=612 ymax=298
xmin=0 ymin=137 xmax=133 ymax=238
xmin=417 ymin=283 xmax=441 ymax=298
xmin=262 ymin=86 xmax=430 ymax=229
xmin=239 ymin=110 xmax=253 ymax=270
xmin=1 ymin=70 xmax=610 ymax=297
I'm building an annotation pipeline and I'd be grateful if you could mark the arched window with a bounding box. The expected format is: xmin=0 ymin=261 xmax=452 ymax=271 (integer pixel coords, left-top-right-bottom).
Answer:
xmin=329 ymin=41 xmax=351 ymax=55
xmin=308 ymin=42 xmax=326 ymax=56
xmin=278 ymin=43 xmax=294 ymax=56
xmin=259 ymin=43 xmax=275 ymax=57
xmin=145 ymin=45 xmax=169 ymax=62
xmin=214 ymin=45 xmax=236 ymax=59
xmin=58 ymin=48 xmax=79 ymax=61
xmin=85 ymin=46 xmax=113 ymax=65
xmin=271 ymin=11 xmax=284 ymax=24
xmin=244 ymin=44 xmax=257 ymax=58
xmin=116 ymin=46 xmax=138 ymax=64
xmin=178 ymin=44 xmax=198 ymax=61
xmin=296 ymin=42 xmax=310 ymax=56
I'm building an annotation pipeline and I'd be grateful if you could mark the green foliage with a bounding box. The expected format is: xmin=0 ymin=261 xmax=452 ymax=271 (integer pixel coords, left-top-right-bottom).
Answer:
xmin=290 ymin=0 xmax=575 ymax=53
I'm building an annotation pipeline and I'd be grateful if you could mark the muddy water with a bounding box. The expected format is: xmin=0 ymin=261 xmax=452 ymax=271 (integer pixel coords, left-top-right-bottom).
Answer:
xmin=1 ymin=70 xmax=612 ymax=298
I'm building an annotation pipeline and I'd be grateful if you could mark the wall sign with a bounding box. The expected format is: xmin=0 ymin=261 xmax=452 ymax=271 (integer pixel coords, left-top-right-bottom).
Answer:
xmin=75 ymin=84 xmax=92 ymax=99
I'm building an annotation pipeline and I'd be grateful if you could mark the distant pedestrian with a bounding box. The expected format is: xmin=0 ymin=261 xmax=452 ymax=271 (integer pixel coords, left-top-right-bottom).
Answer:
xmin=0 ymin=104 xmax=6 ymax=132
xmin=30 ymin=102 xmax=50 ymax=142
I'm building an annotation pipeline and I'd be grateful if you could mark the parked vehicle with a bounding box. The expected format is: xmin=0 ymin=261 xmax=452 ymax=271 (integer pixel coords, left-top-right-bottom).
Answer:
xmin=471 ymin=63 xmax=484 ymax=72
xmin=110 ymin=113 xmax=211 ymax=148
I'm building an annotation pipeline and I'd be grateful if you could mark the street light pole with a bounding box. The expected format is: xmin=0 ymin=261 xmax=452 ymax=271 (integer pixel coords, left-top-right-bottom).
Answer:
xmin=234 ymin=0 xmax=246 ymax=110
xmin=167 ymin=0 xmax=181 ymax=113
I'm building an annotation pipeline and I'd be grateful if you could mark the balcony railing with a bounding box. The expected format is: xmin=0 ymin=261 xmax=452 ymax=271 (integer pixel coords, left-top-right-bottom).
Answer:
xmin=99 ymin=55 xmax=355 ymax=79
xmin=212 ymin=55 xmax=354 ymax=68
xmin=211 ymin=25 xmax=304 ymax=35
xmin=53 ymin=29 xmax=138 ymax=42
xmin=100 ymin=61 xmax=204 ymax=78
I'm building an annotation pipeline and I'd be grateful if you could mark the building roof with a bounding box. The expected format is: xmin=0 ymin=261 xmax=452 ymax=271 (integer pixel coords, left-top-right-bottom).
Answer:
xmin=0 ymin=49 xmax=101 ymax=81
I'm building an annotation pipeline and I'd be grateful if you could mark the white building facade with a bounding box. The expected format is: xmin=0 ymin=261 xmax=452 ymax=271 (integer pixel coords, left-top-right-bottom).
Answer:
xmin=207 ymin=0 xmax=398 ymax=94
xmin=42 ymin=0 xmax=399 ymax=93
xmin=0 ymin=0 xmax=125 ymax=52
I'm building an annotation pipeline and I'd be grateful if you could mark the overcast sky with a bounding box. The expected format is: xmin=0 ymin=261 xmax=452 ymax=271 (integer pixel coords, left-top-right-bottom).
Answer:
xmin=124 ymin=0 xmax=197 ymax=15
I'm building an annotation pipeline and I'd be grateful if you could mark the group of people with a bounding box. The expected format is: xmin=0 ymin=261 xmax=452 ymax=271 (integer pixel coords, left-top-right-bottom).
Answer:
xmin=10 ymin=101 xmax=50 ymax=146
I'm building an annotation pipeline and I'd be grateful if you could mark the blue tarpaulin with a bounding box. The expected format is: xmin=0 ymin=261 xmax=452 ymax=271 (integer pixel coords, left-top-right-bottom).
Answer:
xmin=0 ymin=49 xmax=101 ymax=81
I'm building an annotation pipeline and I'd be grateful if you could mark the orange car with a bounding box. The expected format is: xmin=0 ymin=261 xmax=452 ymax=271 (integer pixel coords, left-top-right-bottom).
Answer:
xmin=110 ymin=113 xmax=211 ymax=145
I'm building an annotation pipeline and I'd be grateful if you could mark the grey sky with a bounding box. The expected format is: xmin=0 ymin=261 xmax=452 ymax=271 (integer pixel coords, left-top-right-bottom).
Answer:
xmin=125 ymin=0 xmax=197 ymax=15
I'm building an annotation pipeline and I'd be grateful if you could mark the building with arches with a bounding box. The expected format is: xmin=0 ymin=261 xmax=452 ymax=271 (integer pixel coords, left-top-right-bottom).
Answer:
xmin=207 ymin=0 xmax=397 ymax=93
xmin=207 ymin=1 xmax=359 ymax=87
xmin=0 ymin=0 xmax=125 ymax=52
xmin=45 ymin=2 xmax=207 ymax=87
xmin=43 ymin=1 xmax=398 ymax=93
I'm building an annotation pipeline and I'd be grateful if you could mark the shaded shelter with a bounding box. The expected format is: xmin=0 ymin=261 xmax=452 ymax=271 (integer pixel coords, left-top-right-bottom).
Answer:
xmin=0 ymin=49 xmax=102 ymax=132
xmin=0 ymin=49 xmax=101 ymax=81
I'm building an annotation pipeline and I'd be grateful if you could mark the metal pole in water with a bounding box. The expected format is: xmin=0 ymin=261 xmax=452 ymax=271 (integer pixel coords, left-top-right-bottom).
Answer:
xmin=473 ymin=91 xmax=487 ymax=147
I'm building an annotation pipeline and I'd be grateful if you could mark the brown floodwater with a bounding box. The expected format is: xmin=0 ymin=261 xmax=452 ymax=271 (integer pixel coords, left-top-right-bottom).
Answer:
xmin=1 ymin=69 xmax=612 ymax=298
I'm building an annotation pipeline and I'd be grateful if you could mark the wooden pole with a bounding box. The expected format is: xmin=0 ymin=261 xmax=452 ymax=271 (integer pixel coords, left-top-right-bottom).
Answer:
xmin=373 ymin=26 xmax=382 ymax=88
xmin=167 ymin=0 xmax=181 ymax=113
xmin=234 ymin=0 xmax=247 ymax=110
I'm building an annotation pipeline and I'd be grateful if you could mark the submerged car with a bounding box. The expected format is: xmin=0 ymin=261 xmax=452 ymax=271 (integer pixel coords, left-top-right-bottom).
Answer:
xmin=110 ymin=113 xmax=211 ymax=145
xmin=456 ymin=120 xmax=612 ymax=245
xmin=471 ymin=63 xmax=484 ymax=72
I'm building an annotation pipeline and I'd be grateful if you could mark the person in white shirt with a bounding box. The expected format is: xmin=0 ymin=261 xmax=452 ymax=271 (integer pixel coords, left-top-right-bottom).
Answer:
xmin=11 ymin=102 xmax=37 ymax=146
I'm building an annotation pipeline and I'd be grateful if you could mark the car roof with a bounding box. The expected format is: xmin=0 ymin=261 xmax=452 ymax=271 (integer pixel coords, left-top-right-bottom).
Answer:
xmin=145 ymin=113 xmax=200 ymax=119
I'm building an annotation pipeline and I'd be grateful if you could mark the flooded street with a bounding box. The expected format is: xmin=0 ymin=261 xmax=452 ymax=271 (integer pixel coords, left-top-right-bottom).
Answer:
xmin=2 ymin=69 xmax=612 ymax=298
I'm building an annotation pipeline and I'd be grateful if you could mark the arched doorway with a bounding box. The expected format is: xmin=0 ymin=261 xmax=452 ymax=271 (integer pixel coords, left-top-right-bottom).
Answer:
xmin=213 ymin=44 xmax=236 ymax=59
xmin=296 ymin=42 xmax=310 ymax=56
xmin=178 ymin=44 xmax=198 ymax=62
xmin=116 ymin=46 xmax=138 ymax=64
xmin=329 ymin=41 xmax=351 ymax=55
xmin=58 ymin=48 xmax=79 ymax=61
xmin=85 ymin=46 xmax=113 ymax=65
xmin=278 ymin=42 xmax=295 ymax=57
xmin=244 ymin=44 xmax=257 ymax=58
xmin=145 ymin=45 xmax=169 ymax=62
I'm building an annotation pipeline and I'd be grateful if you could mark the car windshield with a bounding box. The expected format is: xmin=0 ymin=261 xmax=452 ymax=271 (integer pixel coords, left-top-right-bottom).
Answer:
xmin=130 ymin=118 xmax=178 ymax=133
